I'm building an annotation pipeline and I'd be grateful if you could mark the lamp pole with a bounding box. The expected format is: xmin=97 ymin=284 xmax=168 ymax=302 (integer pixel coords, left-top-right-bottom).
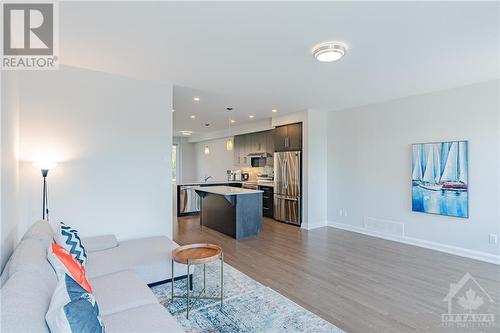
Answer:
xmin=41 ymin=169 xmax=49 ymax=220
xmin=33 ymin=162 xmax=57 ymax=221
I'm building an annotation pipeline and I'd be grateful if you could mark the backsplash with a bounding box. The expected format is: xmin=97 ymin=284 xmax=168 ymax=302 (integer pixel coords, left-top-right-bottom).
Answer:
xmin=234 ymin=165 xmax=273 ymax=181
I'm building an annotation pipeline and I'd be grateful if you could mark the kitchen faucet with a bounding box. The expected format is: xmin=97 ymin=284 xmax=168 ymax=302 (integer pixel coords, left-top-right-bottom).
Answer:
xmin=204 ymin=175 xmax=213 ymax=182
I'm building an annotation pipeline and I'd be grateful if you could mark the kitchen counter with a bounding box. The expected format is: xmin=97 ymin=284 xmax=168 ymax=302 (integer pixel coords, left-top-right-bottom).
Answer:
xmin=178 ymin=180 xmax=274 ymax=187
xmin=177 ymin=180 xmax=243 ymax=186
xmin=195 ymin=186 xmax=263 ymax=196
xmin=195 ymin=186 xmax=263 ymax=240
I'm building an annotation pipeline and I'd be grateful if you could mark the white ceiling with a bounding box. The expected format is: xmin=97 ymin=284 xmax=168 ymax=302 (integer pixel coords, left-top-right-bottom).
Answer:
xmin=59 ymin=1 xmax=499 ymax=135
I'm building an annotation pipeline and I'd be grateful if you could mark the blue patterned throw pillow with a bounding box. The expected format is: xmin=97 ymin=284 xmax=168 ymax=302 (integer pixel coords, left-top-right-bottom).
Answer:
xmin=46 ymin=274 xmax=104 ymax=333
xmin=56 ymin=222 xmax=88 ymax=266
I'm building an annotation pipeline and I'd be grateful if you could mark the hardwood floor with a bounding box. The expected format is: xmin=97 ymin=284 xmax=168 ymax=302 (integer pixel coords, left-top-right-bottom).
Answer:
xmin=174 ymin=216 xmax=500 ymax=332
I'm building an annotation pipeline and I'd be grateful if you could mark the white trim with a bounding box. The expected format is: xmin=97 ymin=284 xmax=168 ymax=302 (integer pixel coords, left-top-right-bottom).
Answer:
xmin=302 ymin=221 xmax=327 ymax=230
xmin=327 ymin=221 xmax=500 ymax=265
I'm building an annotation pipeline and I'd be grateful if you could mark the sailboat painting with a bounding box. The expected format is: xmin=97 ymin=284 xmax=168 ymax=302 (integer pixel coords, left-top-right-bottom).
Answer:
xmin=412 ymin=141 xmax=468 ymax=218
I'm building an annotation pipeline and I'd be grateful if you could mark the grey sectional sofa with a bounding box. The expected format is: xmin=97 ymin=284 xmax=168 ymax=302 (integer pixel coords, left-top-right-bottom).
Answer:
xmin=0 ymin=220 xmax=186 ymax=333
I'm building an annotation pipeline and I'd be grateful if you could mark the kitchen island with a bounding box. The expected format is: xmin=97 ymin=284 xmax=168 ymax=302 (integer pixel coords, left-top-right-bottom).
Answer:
xmin=195 ymin=186 xmax=263 ymax=240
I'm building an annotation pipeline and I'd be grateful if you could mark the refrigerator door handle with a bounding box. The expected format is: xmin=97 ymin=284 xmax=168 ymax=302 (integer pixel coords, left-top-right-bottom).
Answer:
xmin=283 ymin=159 xmax=288 ymax=189
xmin=276 ymin=196 xmax=298 ymax=201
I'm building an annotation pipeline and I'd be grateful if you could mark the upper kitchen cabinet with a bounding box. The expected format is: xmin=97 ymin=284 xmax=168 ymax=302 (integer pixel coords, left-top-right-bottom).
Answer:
xmin=233 ymin=130 xmax=275 ymax=166
xmin=274 ymin=122 xmax=302 ymax=151
xmin=233 ymin=135 xmax=247 ymax=166
xmin=250 ymin=131 xmax=268 ymax=153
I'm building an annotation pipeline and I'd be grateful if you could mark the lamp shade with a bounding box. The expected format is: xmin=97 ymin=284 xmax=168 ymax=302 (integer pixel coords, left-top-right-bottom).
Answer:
xmin=226 ymin=138 xmax=233 ymax=151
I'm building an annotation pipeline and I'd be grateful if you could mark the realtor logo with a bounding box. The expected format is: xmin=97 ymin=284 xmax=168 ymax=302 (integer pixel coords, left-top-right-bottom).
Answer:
xmin=2 ymin=1 xmax=58 ymax=69
xmin=441 ymin=273 xmax=495 ymax=329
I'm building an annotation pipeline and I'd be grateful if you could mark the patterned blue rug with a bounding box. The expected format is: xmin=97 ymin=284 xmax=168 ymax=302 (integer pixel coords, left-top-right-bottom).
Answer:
xmin=151 ymin=262 xmax=344 ymax=333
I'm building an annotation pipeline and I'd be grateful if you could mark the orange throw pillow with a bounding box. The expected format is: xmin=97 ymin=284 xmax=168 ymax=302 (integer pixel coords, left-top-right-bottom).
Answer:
xmin=49 ymin=243 xmax=93 ymax=293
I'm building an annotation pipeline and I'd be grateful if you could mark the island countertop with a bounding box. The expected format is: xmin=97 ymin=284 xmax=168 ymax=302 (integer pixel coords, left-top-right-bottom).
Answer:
xmin=195 ymin=185 xmax=263 ymax=196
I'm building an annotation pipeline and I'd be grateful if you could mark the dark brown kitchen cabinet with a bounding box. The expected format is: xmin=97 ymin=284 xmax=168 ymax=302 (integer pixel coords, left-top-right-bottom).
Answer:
xmin=274 ymin=122 xmax=302 ymax=151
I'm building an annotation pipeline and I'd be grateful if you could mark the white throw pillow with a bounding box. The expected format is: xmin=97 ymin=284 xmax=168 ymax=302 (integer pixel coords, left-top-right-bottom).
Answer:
xmin=54 ymin=222 xmax=88 ymax=266
xmin=46 ymin=273 xmax=104 ymax=333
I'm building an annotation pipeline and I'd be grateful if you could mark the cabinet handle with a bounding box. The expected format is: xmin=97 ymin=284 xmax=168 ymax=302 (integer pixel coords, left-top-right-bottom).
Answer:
xmin=285 ymin=137 xmax=289 ymax=147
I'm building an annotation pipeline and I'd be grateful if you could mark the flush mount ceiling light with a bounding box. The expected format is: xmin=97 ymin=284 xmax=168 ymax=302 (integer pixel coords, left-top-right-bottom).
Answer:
xmin=249 ymin=115 xmax=255 ymax=119
xmin=190 ymin=115 xmax=196 ymax=119
xmin=180 ymin=130 xmax=193 ymax=136
xmin=312 ymin=41 xmax=347 ymax=62
xmin=271 ymin=109 xmax=277 ymax=113
xmin=230 ymin=119 xmax=236 ymax=123
xmin=193 ymin=97 xmax=200 ymax=102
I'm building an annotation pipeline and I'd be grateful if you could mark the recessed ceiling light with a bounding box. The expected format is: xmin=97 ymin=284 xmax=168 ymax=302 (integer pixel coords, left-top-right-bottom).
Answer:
xmin=172 ymin=109 xmax=175 ymax=113
xmin=193 ymin=97 xmax=200 ymax=102
xmin=180 ymin=130 xmax=193 ymax=136
xmin=230 ymin=119 xmax=236 ymax=123
xmin=271 ymin=109 xmax=277 ymax=113
xmin=312 ymin=41 xmax=347 ymax=62
xmin=190 ymin=115 xmax=196 ymax=119
xmin=249 ymin=115 xmax=255 ymax=119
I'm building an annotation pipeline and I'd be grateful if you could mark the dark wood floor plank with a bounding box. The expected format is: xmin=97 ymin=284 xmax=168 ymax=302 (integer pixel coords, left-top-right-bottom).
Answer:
xmin=174 ymin=216 xmax=500 ymax=332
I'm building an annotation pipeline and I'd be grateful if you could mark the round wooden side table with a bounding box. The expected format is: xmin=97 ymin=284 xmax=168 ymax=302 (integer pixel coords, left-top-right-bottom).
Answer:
xmin=171 ymin=243 xmax=223 ymax=318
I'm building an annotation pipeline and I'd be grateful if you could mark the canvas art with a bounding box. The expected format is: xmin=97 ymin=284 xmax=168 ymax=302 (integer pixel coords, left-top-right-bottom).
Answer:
xmin=412 ymin=141 xmax=468 ymax=218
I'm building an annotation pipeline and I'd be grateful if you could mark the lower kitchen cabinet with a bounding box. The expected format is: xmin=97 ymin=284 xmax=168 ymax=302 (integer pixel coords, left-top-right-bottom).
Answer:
xmin=259 ymin=185 xmax=274 ymax=218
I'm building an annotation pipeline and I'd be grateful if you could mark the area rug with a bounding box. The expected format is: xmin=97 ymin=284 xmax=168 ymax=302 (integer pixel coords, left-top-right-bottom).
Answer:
xmin=151 ymin=262 xmax=344 ymax=333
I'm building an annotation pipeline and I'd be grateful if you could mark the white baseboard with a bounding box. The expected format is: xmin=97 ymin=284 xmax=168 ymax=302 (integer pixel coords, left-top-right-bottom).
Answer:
xmin=302 ymin=221 xmax=328 ymax=230
xmin=327 ymin=221 xmax=500 ymax=265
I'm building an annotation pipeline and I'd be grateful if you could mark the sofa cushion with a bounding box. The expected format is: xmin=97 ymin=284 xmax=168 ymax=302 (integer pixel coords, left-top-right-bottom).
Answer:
xmin=21 ymin=220 xmax=54 ymax=246
xmin=103 ymin=303 xmax=184 ymax=333
xmin=4 ymin=238 xmax=57 ymax=282
xmin=90 ymin=270 xmax=158 ymax=316
xmin=46 ymin=274 xmax=104 ymax=333
xmin=55 ymin=222 xmax=88 ymax=266
xmin=0 ymin=271 xmax=56 ymax=333
xmin=83 ymin=235 xmax=118 ymax=253
xmin=86 ymin=236 xmax=187 ymax=284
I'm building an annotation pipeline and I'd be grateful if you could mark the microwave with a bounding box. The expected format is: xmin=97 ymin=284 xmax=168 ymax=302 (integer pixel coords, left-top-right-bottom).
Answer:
xmin=248 ymin=152 xmax=272 ymax=167
xmin=251 ymin=157 xmax=266 ymax=167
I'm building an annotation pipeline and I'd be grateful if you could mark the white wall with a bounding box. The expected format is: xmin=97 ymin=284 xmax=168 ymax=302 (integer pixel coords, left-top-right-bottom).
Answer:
xmin=173 ymin=137 xmax=197 ymax=183
xmin=194 ymin=136 xmax=235 ymax=181
xmin=306 ymin=109 xmax=328 ymax=229
xmin=327 ymin=80 xmax=500 ymax=263
xmin=17 ymin=66 xmax=174 ymax=240
xmin=1 ymin=72 xmax=21 ymax=272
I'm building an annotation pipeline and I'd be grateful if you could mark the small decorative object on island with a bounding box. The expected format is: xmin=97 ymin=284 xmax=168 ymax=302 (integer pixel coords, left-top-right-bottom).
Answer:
xmin=412 ymin=141 xmax=468 ymax=218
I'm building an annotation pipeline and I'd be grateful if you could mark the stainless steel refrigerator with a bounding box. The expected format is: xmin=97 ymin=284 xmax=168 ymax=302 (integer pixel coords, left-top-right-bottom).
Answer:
xmin=273 ymin=151 xmax=301 ymax=225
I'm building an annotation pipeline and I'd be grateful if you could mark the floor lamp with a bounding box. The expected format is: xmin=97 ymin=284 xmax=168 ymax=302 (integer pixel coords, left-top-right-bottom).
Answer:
xmin=32 ymin=162 xmax=57 ymax=221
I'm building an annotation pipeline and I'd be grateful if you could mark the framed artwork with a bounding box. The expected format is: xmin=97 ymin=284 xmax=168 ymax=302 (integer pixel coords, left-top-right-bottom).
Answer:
xmin=412 ymin=141 xmax=468 ymax=218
